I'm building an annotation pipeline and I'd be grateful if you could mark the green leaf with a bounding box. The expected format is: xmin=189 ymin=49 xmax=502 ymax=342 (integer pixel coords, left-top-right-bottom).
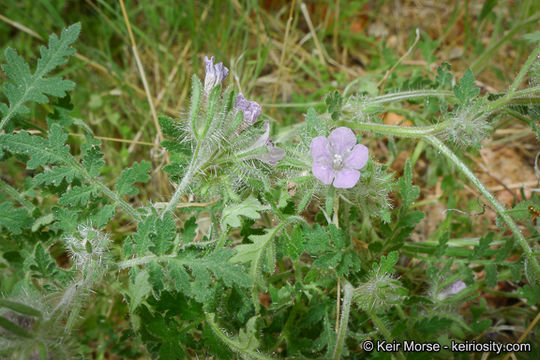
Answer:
xmin=517 ymin=285 xmax=540 ymax=306
xmin=434 ymin=232 xmax=449 ymax=258
xmin=221 ymin=196 xmax=270 ymax=230
xmin=325 ymin=90 xmax=343 ymax=121
xmin=58 ymin=184 xmax=97 ymax=207
xmin=81 ymin=142 xmax=105 ymax=177
xmin=0 ymin=125 xmax=71 ymax=169
xmin=377 ymin=251 xmax=399 ymax=274
xmin=202 ymin=323 xmax=234 ymax=360
xmin=116 ymin=160 xmax=152 ymax=196
xmin=0 ymin=202 xmax=32 ymax=234
xmin=398 ymin=159 xmax=420 ymax=208
xmin=284 ymin=225 xmax=305 ymax=260
xmin=33 ymin=165 xmax=77 ymax=186
xmin=181 ymin=216 xmax=198 ymax=243
xmin=149 ymin=212 xmax=176 ymax=256
xmin=27 ymin=243 xmax=58 ymax=278
xmin=167 ymin=262 xmax=191 ymax=295
xmin=0 ymin=23 xmax=81 ymax=130
xmin=159 ymin=339 xmax=185 ymax=360
xmin=129 ymin=270 xmax=152 ymax=313
xmin=237 ymin=316 xmax=260 ymax=351
xmin=485 ymin=264 xmax=497 ymax=287
xmin=304 ymin=225 xmax=332 ymax=254
xmin=510 ymin=200 xmax=539 ymax=221
xmin=159 ymin=115 xmax=183 ymax=138
xmin=436 ymin=63 xmax=452 ymax=89
xmin=0 ymin=299 xmax=42 ymax=318
xmin=471 ymin=232 xmax=494 ymax=259
xmin=230 ymin=227 xmax=278 ymax=265
xmin=398 ymin=210 xmax=425 ymax=228
xmin=0 ymin=316 xmax=33 ymax=338
xmin=453 ymin=69 xmax=480 ymax=104
xmin=166 ymin=248 xmax=251 ymax=303
xmin=89 ymin=204 xmax=116 ymax=229
xmin=415 ymin=316 xmax=452 ymax=335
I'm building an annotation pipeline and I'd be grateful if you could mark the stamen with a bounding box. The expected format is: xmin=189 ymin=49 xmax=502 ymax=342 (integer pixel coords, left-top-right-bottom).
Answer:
xmin=332 ymin=154 xmax=344 ymax=170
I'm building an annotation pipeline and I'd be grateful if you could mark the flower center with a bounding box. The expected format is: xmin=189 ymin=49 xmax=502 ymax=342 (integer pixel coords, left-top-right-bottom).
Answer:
xmin=332 ymin=154 xmax=344 ymax=170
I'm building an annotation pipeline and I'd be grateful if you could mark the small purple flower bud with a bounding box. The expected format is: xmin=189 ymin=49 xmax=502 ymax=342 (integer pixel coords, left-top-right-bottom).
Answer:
xmin=258 ymin=139 xmax=286 ymax=166
xmin=310 ymin=127 xmax=368 ymax=188
xmin=204 ymin=56 xmax=229 ymax=94
xmin=235 ymin=93 xmax=261 ymax=126
xmin=244 ymin=121 xmax=285 ymax=166
xmin=438 ymin=279 xmax=466 ymax=300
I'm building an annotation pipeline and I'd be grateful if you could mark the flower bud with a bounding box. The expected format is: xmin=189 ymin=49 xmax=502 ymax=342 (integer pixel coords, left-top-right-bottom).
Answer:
xmin=204 ymin=56 xmax=229 ymax=95
xmin=235 ymin=93 xmax=261 ymax=126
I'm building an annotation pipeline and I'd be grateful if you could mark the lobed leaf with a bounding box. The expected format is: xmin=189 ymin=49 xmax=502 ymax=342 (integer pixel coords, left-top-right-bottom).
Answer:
xmin=221 ymin=196 xmax=270 ymax=230
xmin=116 ymin=160 xmax=152 ymax=196
xmin=0 ymin=23 xmax=81 ymax=130
xmin=0 ymin=202 xmax=32 ymax=235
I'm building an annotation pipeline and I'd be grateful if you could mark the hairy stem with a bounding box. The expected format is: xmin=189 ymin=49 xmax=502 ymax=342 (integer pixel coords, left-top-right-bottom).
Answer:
xmin=482 ymin=86 xmax=540 ymax=113
xmin=205 ymin=313 xmax=275 ymax=360
xmin=163 ymin=143 xmax=201 ymax=214
xmin=366 ymin=310 xmax=406 ymax=360
xmin=69 ymin=159 xmax=141 ymax=222
xmin=508 ymin=44 xmax=540 ymax=95
xmin=332 ymin=282 xmax=354 ymax=360
xmin=424 ymin=135 xmax=540 ymax=281
xmin=336 ymin=120 xmax=451 ymax=137
xmin=368 ymin=90 xmax=455 ymax=104
xmin=0 ymin=179 xmax=34 ymax=211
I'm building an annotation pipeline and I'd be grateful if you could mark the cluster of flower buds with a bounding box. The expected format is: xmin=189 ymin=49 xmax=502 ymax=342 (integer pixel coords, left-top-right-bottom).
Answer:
xmin=201 ymin=56 xmax=285 ymax=167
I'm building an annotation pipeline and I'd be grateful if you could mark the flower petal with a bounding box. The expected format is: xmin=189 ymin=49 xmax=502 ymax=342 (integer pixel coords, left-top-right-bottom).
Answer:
xmin=310 ymin=136 xmax=331 ymax=163
xmin=257 ymin=145 xmax=285 ymax=166
xmin=312 ymin=162 xmax=334 ymax=185
xmin=333 ymin=169 xmax=360 ymax=188
xmin=344 ymin=144 xmax=369 ymax=169
xmin=328 ymin=127 xmax=357 ymax=155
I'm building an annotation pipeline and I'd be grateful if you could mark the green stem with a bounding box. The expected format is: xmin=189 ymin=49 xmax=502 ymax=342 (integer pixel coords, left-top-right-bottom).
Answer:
xmin=508 ymin=44 xmax=540 ymax=95
xmin=0 ymin=179 xmax=35 ymax=211
xmin=163 ymin=143 xmax=201 ymax=214
xmin=205 ymin=313 xmax=275 ymax=360
xmin=336 ymin=120 xmax=451 ymax=137
xmin=215 ymin=228 xmax=229 ymax=250
xmin=368 ymin=90 xmax=454 ymax=104
xmin=366 ymin=310 xmax=406 ymax=360
xmin=69 ymin=158 xmax=141 ymax=222
xmin=482 ymin=86 xmax=540 ymax=113
xmin=424 ymin=136 xmax=540 ymax=281
xmin=332 ymin=282 xmax=354 ymax=360
xmin=117 ymin=254 xmax=180 ymax=269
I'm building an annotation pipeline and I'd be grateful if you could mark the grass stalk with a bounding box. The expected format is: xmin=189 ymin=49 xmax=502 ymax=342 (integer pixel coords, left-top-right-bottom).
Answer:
xmin=331 ymin=282 xmax=354 ymax=360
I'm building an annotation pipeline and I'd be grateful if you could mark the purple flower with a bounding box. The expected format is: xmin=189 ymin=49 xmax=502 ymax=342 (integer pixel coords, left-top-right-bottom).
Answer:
xmin=438 ymin=280 xmax=466 ymax=300
xmin=204 ymin=56 xmax=229 ymax=94
xmin=310 ymin=127 xmax=368 ymax=188
xmin=235 ymin=93 xmax=261 ymax=126
xmin=243 ymin=121 xmax=285 ymax=166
